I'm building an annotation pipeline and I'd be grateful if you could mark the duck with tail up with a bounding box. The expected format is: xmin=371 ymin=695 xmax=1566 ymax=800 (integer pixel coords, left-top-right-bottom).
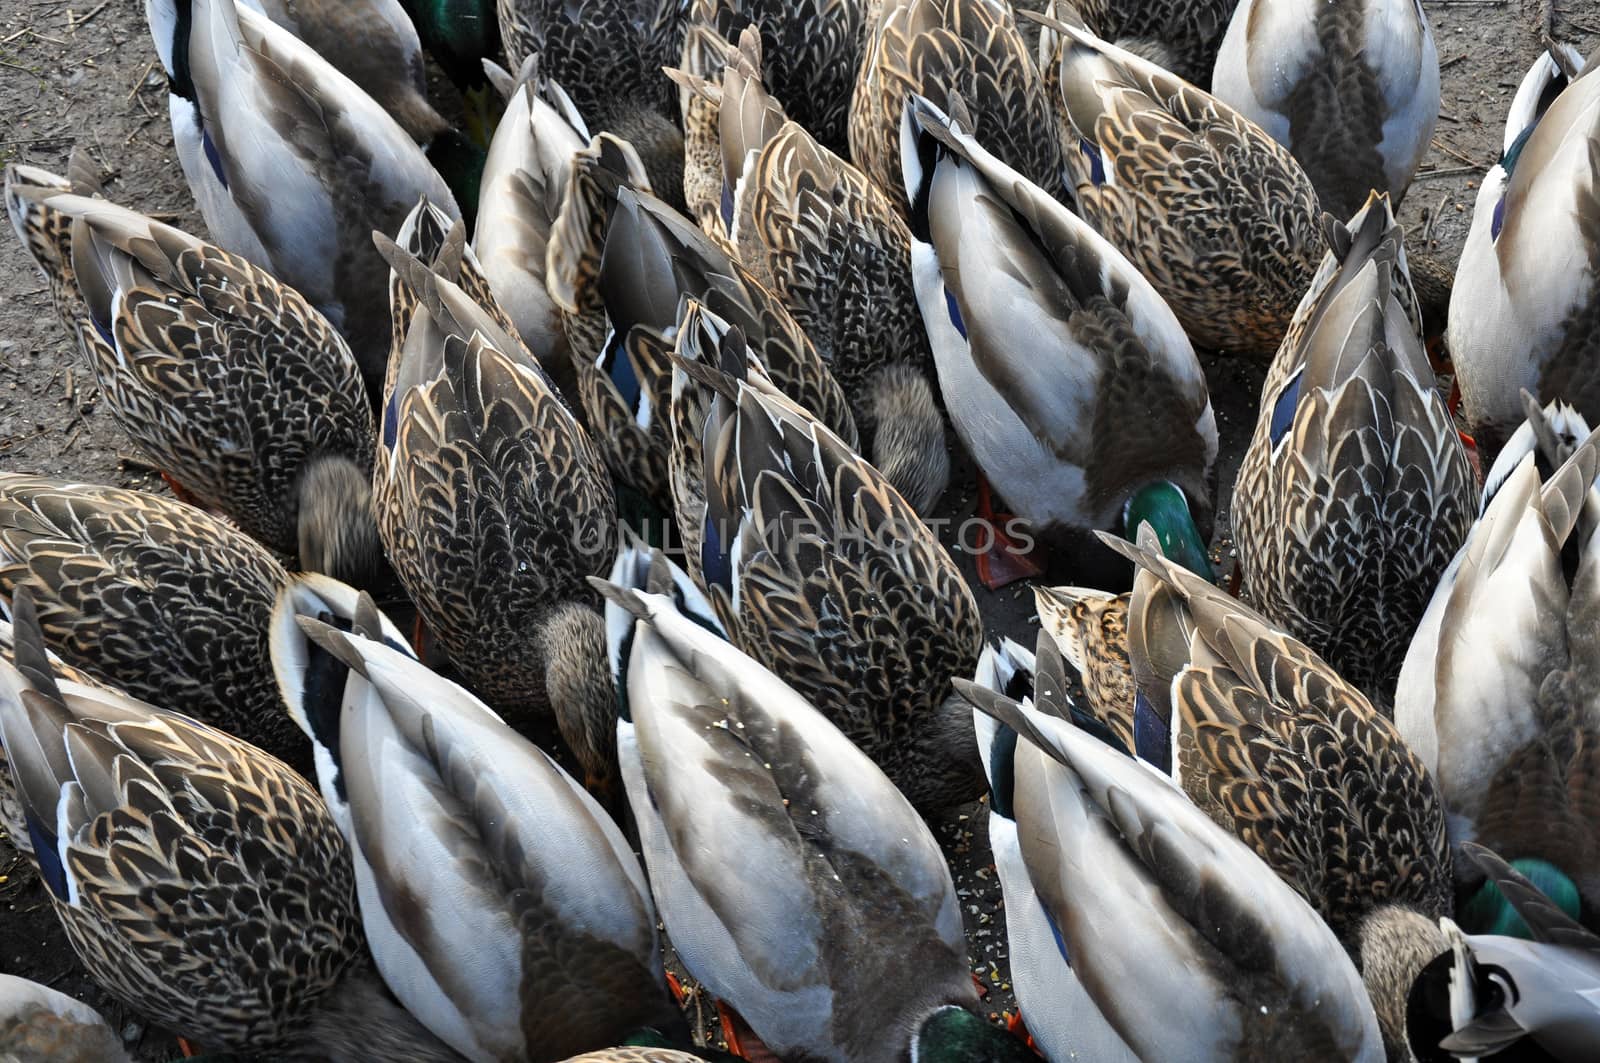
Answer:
xmin=1232 ymin=192 xmax=1475 ymax=700
xmin=1211 ymin=0 xmax=1441 ymax=223
xmin=0 ymin=587 xmax=460 ymax=1061
xmin=598 ymin=581 xmax=1039 ymax=1062
xmin=4 ymin=163 xmax=387 ymax=593
xmin=670 ymin=26 xmax=951 ymax=514
xmin=955 ymin=628 xmax=1387 ymax=1063
xmin=1396 ymin=395 xmax=1600 ymax=941
xmin=1049 ymin=527 xmax=1456 ymax=1059
xmin=901 ymin=93 xmax=1218 ymax=590
xmin=666 ymin=320 xmax=985 ymax=813
xmin=1035 ymin=12 xmax=1326 ymax=355
xmin=1448 ymin=59 xmax=1600 ymax=460
xmin=143 ymin=0 xmax=463 ymax=405
xmin=373 ymin=216 xmax=618 ymax=774
xmin=274 ymin=589 xmax=694 ymax=1061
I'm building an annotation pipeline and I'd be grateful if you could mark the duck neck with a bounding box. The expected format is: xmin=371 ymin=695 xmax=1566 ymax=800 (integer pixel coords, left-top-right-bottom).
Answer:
xmin=914 ymin=1005 xmax=1038 ymax=1062
xmin=296 ymin=455 xmax=389 ymax=593
xmin=1357 ymin=904 xmax=1447 ymax=1063
xmin=300 ymin=968 xmax=462 ymax=1062
xmin=535 ymin=602 xmax=620 ymax=805
xmin=1122 ymin=481 xmax=1211 ymax=578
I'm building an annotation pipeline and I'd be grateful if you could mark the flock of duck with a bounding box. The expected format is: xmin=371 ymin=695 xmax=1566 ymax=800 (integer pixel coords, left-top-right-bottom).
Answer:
xmin=0 ymin=0 xmax=1596 ymax=1059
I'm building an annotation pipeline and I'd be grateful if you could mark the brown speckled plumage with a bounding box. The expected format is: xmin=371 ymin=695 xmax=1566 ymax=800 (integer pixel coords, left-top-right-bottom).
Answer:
xmin=1044 ymin=19 xmax=1324 ymax=354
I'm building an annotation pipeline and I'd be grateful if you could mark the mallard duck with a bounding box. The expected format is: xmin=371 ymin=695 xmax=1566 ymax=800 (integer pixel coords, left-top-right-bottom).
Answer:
xmin=374 ymin=230 xmax=617 ymax=747
xmin=1038 ymin=15 xmax=1325 ymax=354
xmin=143 ymin=0 xmax=462 ymax=401
xmin=902 ymin=95 xmax=1218 ymax=588
xmin=666 ymin=327 xmax=984 ymax=811
xmin=1502 ymin=44 xmax=1588 ymax=153
xmin=1447 ymin=62 xmax=1600 ymax=457
xmin=1099 ymin=529 xmax=1454 ymax=1058
xmin=967 ymin=637 xmax=1140 ymax=1063
xmin=0 ymin=589 xmax=457 ymax=1060
xmin=1413 ymin=845 xmax=1600 ymax=1061
xmin=586 ymin=187 xmax=857 ymax=510
xmin=560 ymin=1052 xmax=709 ymax=1063
xmin=397 ymin=0 xmax=504 ymax=145
xmin=678 ymin=0 xmax=862 ymax=157
xmin=1211 ymin=0 xmax=1440 ymax=222
xmin=1232 ymin=193 xmax=1475 ymax=698
xmin=0 ymin=974 xmax=130 ymax=1063
xmin=246 ymin=0 xmax=449 ymax=142
xmin=495 ymin=0 xmax=685 ymax=208
xmin=5 ymin=166 xmax=384 ymax=590
xmin=852 ymin=0 xmax=1064 ymax=210
xmin=473 ymin=57 xmax=590 ymax=381
xmin=1395 ymin=396 xmax=1600 ymax=936
xmin=1032 ymin=583 xmax=1135 ymax=745
xmin=0 ymin=474 xmax=308 ymax=766
xmin=275 ymin=594 xmax=687 ymax=1059
xmin=956 ymin=645 xmax=1386 ymax=1062
xmin=601 ymin=584 xmax=1037 ymax=1062
xmin=673 ymin=27 xmax=949 ymax=513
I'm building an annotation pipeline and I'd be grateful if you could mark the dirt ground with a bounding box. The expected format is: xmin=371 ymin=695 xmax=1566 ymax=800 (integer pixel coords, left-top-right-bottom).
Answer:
xmin=1 ymin=0 xmax=1596 ymax=1059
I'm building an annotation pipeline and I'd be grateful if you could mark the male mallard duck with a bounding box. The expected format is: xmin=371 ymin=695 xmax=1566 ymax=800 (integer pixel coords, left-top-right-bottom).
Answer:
xmin=1503 ymin=44 xmax=1588 ymax=153
xmin=1395 ymin=397 xmax=1600 ymax=936
xmin=143 ymin=0 xmax=461 ymax=401
xmin=601 ymin=584 xmax=1037 ymax=1062
xmin=246 ymin=0 xmax=449 ymax=142
xmin=374 ymin=229 xmax=617 ymax=750
xmin=398 ymin=0 xmax=504 ymax=145
xmin=1233 ymin=193 xmax=1475 ymax=698
xmin=5 ymin=167 xmax=384 ymax=590
xmin=673 ymin=27 xmax=949 ymax=513
xmin=1447 ymin=63 xmax=1600 ymax=457
xmin=495 ymin=0 xmax=685 ymax=208
xmin=0 ymin=474 xmax=307 ymax=766
xmin=0 ymin=974 xmax=130 ymax=1063
xmin=1099 ymin=530 xmax=1454 ymax=1058
xmin=666 ymin=328 xmax=984 ymax=811
xmin=1211 ymin=0 xmax=1440 ymax=222
xmin=473 ymin=57 xmax=589 ymax=381
xmin=0 ymin=590 xmax=456 ymax=1060
xmin=588 ymin=187 xmax=856 ymax=511
xmin=956 ymin=645 xmax=1386 ymax=1062
xmin=1038 ymin=15 xmax=1325 ymax=354
xmin=678 ymin=0 xmax=863 ymax=157
xmin=902 ymin=95 xmax=1218 ymax=589
xmin=852 ymin=0 xmax=1064 ymax=210
xmin=966 ymin=638 xmax=1140 ymax=1063
xmin=275 ymin=595 xmax=687 ymax=1059
xmin=1412 ymin=845 xmax=1600 ymax=1061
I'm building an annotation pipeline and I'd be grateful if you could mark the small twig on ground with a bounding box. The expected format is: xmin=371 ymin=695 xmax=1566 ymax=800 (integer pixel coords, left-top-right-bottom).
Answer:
xmin=68 ymin=0 xmax=111 ymax=27
xmin=126 ymin=56 xmax=156 ymax=100
xmin=1415 ymin=165 xmax=1479 ymax=180
xmin=1424 ymin=192 xmax=1450 ymax=244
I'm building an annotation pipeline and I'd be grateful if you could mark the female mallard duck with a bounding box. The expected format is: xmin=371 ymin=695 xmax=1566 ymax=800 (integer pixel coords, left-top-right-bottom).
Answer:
xmin=1032 ymin=583 xmax=1135 ymax=745
xmin=673 ymin=27 xmax=949 ymax=513
xmin=1038 ymin=15 xmax=1325 ymax=354
xmin=1093 ymin=529 xmax=1452 ymax=1058
xmin=495 ymin=0 xmax=685 ymax=208
xmin=956 ymin=643 xmax=1386 ymax=1063
xmin=5 ymin=167 xmax=384 ymax=590
xmin=0 ymin=589 xmax=457 ymax=1060
xmin=588 ymin=186 xmax=856 ymax=511
xmin=852 ymin=0 xmax=1064 ymax=210
xmin=901 ymin=95 xmax=1218 ymax=589
xmin=374 ymin=231 xmax=617 ymax=750
xmin=246 ymin=0 xmax=448 ymax=142
xmin=1447 ymin=62 xmax=1600 ymax=458
xmin=1412 ymin=845 xmax=1600 ymax=1061
xmin=473 ymin=57 xmax=590 ymax=382
xmin=1233 ymin=193 xmax=1475 ymax=698
xmin=1395 ymin=397 xmax=1600 ymax=937
xmin=1211 ymin=0 xmax=1440 ymax=222
xmin=678 ymin=0 xmax=863 ymax=157
xmin=275 ymin=594 xmax=688 ymax=1059
xmin=601 ymin=583 xmax=1037 ymax=1063
xmin=0 ymin=974 xmax=130 ymax=1062
xmin=143 ymin=0 xmax=461 ymax=401
xmin=0 ymin=474 xmax=309 ymax=766
xmin=666 ymin=324 xmax=984 ymax=811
